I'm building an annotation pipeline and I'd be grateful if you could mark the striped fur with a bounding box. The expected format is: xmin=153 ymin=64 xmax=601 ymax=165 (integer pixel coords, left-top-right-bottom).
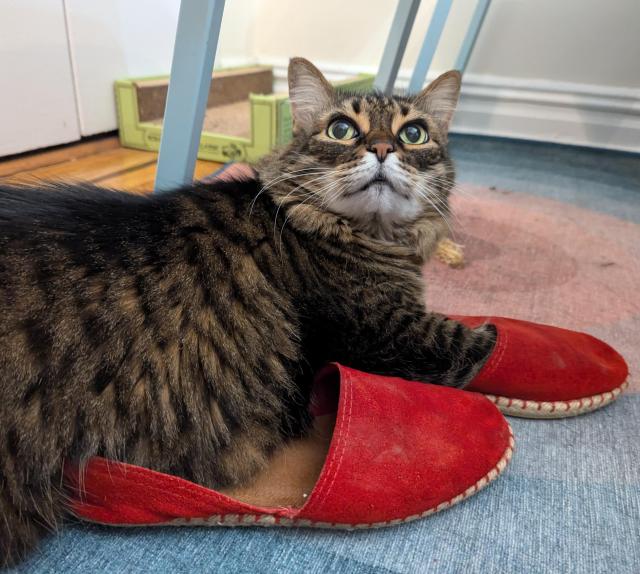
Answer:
xmin=0 ymin=59 xmax=496 ymax=565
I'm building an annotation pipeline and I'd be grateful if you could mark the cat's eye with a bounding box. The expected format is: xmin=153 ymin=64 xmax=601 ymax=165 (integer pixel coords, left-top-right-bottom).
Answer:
xmin=398 ymin=124 xmax=429 ymax=145
xmin=327 ymin=119 xmax=359 ymax=140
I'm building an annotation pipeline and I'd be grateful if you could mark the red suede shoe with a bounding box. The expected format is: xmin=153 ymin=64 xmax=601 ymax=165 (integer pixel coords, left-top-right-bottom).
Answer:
xmin=455 ymin=316 xmax=629 ymax=418
xmin=65 ymin=364 xmax=513 ymax=530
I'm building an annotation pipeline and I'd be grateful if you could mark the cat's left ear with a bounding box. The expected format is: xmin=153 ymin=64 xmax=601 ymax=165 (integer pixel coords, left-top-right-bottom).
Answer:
xmin=288 ymin=58 xmax=335 ymax=134
xmin=413 ymin=70 xmax=461 ymax=133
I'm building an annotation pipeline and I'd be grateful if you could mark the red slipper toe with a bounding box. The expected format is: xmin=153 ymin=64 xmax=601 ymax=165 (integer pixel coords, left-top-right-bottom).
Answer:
xmin=455 ymin=316 xmax=629 ymax=418
xmin=65 ymin=364 xmax=513 ymax=530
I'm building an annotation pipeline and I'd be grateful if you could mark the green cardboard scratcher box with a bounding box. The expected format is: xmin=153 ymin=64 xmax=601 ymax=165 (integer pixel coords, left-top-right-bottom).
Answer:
xmin=115 ymin=66 xmax=374 ymax=164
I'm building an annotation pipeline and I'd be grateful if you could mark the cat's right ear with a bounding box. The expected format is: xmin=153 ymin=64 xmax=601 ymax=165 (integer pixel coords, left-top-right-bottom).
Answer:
xmin=288 ymin=58 xmax=335 ymax=134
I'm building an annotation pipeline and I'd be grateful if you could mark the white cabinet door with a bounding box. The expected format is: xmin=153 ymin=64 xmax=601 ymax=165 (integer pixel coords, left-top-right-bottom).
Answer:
xmin=0 ymin=0 xmax=81 ymax=156
xmin=64 ymin=0 xmax=180 ymax=136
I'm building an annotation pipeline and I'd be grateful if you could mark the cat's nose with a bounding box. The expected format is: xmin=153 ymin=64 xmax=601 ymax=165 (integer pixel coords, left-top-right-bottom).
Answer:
xmin=368 ymin=140 xmax=395 ymax=163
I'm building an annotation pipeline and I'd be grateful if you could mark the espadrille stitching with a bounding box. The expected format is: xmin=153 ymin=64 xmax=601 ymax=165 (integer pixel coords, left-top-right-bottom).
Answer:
xmin=485 ymin=380 xmax=629 ymax=418
xmin=96 ymin=425 xmax=514 ymax=531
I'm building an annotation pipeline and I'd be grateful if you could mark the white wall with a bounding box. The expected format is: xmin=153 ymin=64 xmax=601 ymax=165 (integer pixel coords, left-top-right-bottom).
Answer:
xmin=466 ymin=0 xmax=639 ymax=87
xmin=217 ymin=0 xmax=640 ymax=88
xmin=215 ymin=0 xmax=640 ymax=152
xmin=2 ymin=0 xmax=638 ymax=153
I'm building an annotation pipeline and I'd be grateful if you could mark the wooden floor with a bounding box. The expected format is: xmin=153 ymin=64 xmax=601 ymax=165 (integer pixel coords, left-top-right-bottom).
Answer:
xmin=0 ymin=134 xmax=222 ymax=193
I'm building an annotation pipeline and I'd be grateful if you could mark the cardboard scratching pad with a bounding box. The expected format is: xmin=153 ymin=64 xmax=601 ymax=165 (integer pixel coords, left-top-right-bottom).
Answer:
xmin=115 ymin=66 xmax=375 ymax=163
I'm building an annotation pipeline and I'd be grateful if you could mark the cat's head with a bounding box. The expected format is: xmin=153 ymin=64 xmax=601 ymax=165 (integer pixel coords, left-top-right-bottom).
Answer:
xmin=261 ymin=58 xmax=461 ymax=240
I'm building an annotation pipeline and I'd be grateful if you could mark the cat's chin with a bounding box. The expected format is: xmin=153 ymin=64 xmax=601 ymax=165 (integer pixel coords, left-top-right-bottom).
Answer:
xmin=364 ymin=181 xmax=395 ymax=194
xmin=326 ymin=185 xmax=423 ymax=240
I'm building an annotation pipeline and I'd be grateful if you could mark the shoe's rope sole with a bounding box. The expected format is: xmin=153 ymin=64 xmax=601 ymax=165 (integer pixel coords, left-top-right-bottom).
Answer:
xmin=80 ymin=425 xmax=515 ymax=531
xmin=484 ymin=380 xmax=629 ymax=419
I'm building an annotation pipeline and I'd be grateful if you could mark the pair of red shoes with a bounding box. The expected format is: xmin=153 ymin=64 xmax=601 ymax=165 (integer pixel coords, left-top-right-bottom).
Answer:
xmin=66 ymin=316 xmax=628 ymax=530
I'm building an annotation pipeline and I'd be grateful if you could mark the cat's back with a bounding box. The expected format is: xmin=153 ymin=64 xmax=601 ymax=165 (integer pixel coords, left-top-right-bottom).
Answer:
xmin=0 ymin=178 xmax=270 ymax=245
xmin=0 ymin=177 xmax=295 ymax=377
xmin=0 ymin=178 xmax=277 ymax=323
xmin=0 ymin=182 xmax=176 ymax=241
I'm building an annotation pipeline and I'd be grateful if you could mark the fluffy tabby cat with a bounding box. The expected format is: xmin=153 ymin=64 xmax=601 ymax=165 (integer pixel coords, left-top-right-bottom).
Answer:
xmin=0 ymin=58 xmax=496 ymax=565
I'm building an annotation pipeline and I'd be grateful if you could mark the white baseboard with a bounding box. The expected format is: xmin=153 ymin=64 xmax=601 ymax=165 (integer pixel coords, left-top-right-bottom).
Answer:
xmin=217 ymin=56 xmax=640 ymax=153
xmin=448 ymin=74 xmax=640 ymax=154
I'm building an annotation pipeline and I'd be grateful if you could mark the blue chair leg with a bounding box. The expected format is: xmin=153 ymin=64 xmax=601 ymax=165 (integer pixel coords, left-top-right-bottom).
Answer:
xmin=455 ymin=0 xmax=491 ymax=72
xmin=374 ymin=0 xmax=421 ymax=95
xmin=154 ymin=0 xmax=226 ymax=193
xmin=408 ymin=0 xmax=453 ymax=93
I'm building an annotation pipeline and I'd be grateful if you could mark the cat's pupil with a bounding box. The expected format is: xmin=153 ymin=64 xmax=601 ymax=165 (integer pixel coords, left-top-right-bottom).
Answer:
xmin=333 ymin=122 xmax=350 ymax=139
xmin=404 ymin=125 xmax=420 ymax=143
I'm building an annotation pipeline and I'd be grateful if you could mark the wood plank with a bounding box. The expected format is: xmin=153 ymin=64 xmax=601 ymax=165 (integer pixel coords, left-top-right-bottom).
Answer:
xmin=0 ymin=136 xmax=120 ymax=177
xmin=97 ymin=159 xmax=222 ymax=193
xmin=2 ymin=135 xmax=222 ymax=194
xmin=96 ymin=163 xmax=157 ymax=194
xmin=5 ymin=147 xmax=158 ymax=184
xmin=194 ymin=160 xmax=222 ymax=180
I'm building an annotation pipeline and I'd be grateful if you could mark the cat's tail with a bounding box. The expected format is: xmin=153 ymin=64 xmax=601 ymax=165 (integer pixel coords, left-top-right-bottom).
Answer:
xmin=0 ymin=461 xmax=65 ymax=567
